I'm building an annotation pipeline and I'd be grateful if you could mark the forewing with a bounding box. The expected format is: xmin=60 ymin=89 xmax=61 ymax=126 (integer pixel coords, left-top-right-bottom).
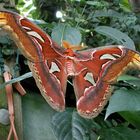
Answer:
xmin=0 ymin=11 xmax=67 ymax=111
xmin=0 ymin=11 xmax=64 ymax=62
xmin=73 ymin=45 xmax=140 ymax=118
xmin=19 ymin=17 xmax=65 ymax=59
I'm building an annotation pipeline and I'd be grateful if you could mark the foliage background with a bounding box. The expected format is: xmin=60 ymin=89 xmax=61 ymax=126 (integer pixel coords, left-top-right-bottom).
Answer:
xmin=0 ymin=0 xmax=140 ymax=140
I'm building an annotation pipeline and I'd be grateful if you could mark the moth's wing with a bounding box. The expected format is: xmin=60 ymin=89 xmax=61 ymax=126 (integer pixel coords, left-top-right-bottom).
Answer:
xmin=73 ymin=45 xmax=140 ymax=118
xmin=28 ymin=60 xmax=67 ymax=111
xmin=0 ymin=11 xmax=67 ymax=111
xmin=20 ymin=16 xmax=68 ymax=111
xmin=47 ymin=58 xmax=68 ymax=96
xmin=19 ymin=16 xmax=65 ymax=59
xmin=0 ymin=10 xmax=65 ymax=62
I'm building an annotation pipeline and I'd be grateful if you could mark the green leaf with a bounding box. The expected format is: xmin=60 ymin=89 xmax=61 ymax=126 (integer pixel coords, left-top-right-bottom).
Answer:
xmin=22 ymin=92 xmax=57 ymax=140
xmin=105 ymin=88 xmax=140 ymax=119
xmin=117 ymin=75 xmax=140 ymax=89
xmin=86 ymin=1 xmax=102 ymax=6
xmin=119 ymin=111 xmax=140 ymax=130
xmin=122 ymin=79 xmax=140 ymax=89
xmin=94 ymin=26 xmax=135 ymax=50
xmin=119 ymin=0 xmax=132 ymax=12
xmin=93 ymin=10 xmax=122 ymax=18
xmin=117 ymin=75 xmax=140 ymax=81
xmin=0 ymin=35 xmax=12 ymax=45
xmin=86 ymin=1 xmax=109 ymax=8
xmin=51 ymin=108 xmax=98 ymax=140
xmin=100 ymin=126 xmax=140 ymax=140
xmin=16 ymin=0 xmax=36 ymax=18
xmin=51 ymin=23 xmax=81 ymax=46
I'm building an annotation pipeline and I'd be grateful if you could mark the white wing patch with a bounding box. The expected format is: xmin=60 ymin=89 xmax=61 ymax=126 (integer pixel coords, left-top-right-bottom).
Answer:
xmin=22 ymin=26 xmax=31 ymax=30
xmin=32 ymin=38 xmax=43 ymax=51
xmin=101 ymin=61 xmax=111 ymax=69
xmin=100 ymin=54 xmax=117 ymax=60
xmin=27 ymin=31 xmax=44 ymax=42
xmin=84 ymin=72 xmax=96 ymax=85
xmin=49 ymin=62 xmax=60 ymax=73
xmin=112 ymin=53 xmax=121 ymax=58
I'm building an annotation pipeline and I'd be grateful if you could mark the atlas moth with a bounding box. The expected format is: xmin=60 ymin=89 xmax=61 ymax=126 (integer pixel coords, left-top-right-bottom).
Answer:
xmin=0 ymin=10 xmax=140 ymax=119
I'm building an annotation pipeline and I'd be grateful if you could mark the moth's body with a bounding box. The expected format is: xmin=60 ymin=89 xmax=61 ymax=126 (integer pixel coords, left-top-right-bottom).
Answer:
xmin=0 ymin=10 xmax=140 ymax=118
xmin=62 ymin=48 xmax=77 ymax=76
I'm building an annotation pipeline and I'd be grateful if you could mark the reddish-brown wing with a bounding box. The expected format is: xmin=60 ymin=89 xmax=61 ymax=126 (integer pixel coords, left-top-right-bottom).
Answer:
xmin=73 ymin=46 xmax=140 ymax=118
xmin=0 ymin=11 xmax=67 ymax=111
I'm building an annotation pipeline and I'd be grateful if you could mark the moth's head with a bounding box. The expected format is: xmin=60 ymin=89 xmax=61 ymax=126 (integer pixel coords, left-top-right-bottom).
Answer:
xmin=62 ymin=40 xmax=86 ymax=51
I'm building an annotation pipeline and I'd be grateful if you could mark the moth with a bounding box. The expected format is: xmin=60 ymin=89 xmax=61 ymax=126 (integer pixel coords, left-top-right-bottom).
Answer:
xmin=0 ymin=10 xmax=140 ymax=118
